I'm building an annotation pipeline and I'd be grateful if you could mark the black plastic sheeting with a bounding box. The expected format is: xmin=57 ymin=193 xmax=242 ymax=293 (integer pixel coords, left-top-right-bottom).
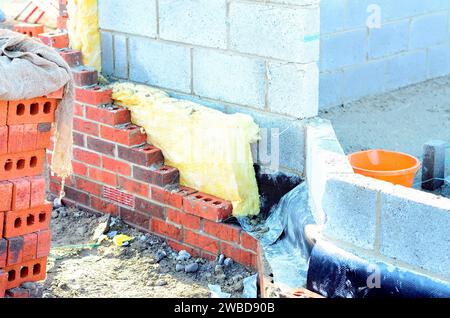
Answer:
xmin=240 ymin=182 xmax=314 ymax=288
xmin=307 ymin=241 xmax=450 ymax=298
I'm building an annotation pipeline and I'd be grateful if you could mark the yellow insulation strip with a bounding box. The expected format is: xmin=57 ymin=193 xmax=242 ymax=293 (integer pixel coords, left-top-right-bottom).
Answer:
xmin=111 ymin=82 xmax=261 ymax=217
xmin=67 ymin=0 xmax=101 ymax=71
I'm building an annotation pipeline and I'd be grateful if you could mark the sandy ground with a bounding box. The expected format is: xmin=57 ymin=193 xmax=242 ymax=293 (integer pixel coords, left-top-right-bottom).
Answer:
xmin=44 ymin=207 xmax=256 ymax=298
xmin=321 ymin=75 xmax=450 ymax=159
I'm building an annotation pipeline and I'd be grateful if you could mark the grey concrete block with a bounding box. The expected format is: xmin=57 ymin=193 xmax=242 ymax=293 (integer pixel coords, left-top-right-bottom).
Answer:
xmin=380 ymin=186 xmax=450 ymax=279
xmin=422 ymin=140 xmax=447 ymax=191
xmin=100 ymin=31 xmax=113 ymax=76
xmin=129 ymin=38 xmax=191 ymax=92
xmin=113 ymin=34 xmax=128 ymax=79
xmin=322 ymin=174 xmax=380 ymax=250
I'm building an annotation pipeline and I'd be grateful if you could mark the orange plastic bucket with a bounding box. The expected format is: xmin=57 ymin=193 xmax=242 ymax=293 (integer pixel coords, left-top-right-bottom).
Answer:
xmin=348 ymin=149 xmax=421 ymax=187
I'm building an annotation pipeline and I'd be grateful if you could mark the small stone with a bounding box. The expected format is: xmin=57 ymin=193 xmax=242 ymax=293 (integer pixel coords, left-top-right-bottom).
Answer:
xmin=156 ymin=250 xmax=167 ymax=262
xmin=217 ymin=254 xmax=225 ymax=265
xmin=176 ymin=264 xmax=185 ymax=272
xmin=155 ymin=279 xmax=167 ymax=286
xmin=185 ymin=263 xmax=199 ymax=273
xmin=233 ymin=281 xmax=244 ymax=292
xmin=214 ymin=265 xmax=224 ymax=275
xmin=177 ymin=250 xmax=191 ymax=261
xmin=51 ymin=210 xmax=59 ymax=219
xmin=223 ymin=258 xmax=233 ymax=267
xmin=204 ymin=272 xmax=212 ymax=280
xmin=53 ymin=197 xmax=63 ymax=209
xmin=21 ymin=282 xmax=37 ymax=290
xmin=232 ymin=274 xmax=243 ymax=283
xmin=216 ymin=274 xmax=226 ymax=282
xmin=59 ymin=209 xmax=68 ymax=217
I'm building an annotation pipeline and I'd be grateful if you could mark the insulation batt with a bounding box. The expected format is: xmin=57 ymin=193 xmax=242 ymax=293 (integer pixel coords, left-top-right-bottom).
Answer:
xmin=111 ymin=82 xmax=261 ymax=217
xmin=67 ymin=0 xmax=101 ymax=71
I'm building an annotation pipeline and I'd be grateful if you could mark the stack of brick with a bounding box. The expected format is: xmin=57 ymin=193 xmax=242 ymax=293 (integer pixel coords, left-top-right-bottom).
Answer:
xmin=0 ymin=96 xmax=58 ymax=298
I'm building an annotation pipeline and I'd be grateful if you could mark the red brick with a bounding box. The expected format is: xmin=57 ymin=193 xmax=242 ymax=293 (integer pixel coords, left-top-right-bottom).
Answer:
xmin=118 ymin=144 xmax=163 ymax=167
xmin=0 ymin=270 xmax=6 ymax=298
xmin=167 ymin=186 xmax=197 ymax=210
xmin=11 ymin=178 xmax=31 ymax=211
xmin=72 ymin=161 xmax=88 ymax=176
xmin=3 ymin=203 xmax=52 ymax=238
xmin=102 ymin=156 xmax=131 ymax=176
xmin=22 ymin=233 xmax=38 ymax=262
xmin=29 ymin=176 xmax=46 ymax=207
xmin=14 ymin=23 xmax=44 ymax=37
xmin=221 ymin=242 xmax=257 ymax=269
xmin=7 ymin=97 xmax=57 ymax=125
xmin=38 ymin=31 xmax=69 ymax=48
xmin=184 ymin=230 xmax=219 ymax=255
xmin=8 ymin=125 xmax=24 ymax=153
xmin=74 ymin=102 xmax=84 ymax=117
xmin=0 ymin=150 xmax=45 ymax=180
xmin=6 ymin=287 xmax=30 ymax=298
xmin=4 ymin=257 xmax=47 ymax=290
xmin=59 ymin=49 xmax=82 ymax=67
xmin=183 ymin=192 xmax=232 ymax=222
xmin=86 ymin=105 xmax=130 ymax=126
xmin=151 ymin=218 xmax=182 ymax=241
xmin=101 ymin=125 xmax=146 ymax=147
xmin=0 ymin=181 xmax=13 ymax=211
xmin=73 ymin=147 xmax=100 ymax=166
xmin=118 ymin=176 xmax=149 ymax=197
xmin=22 ymin=124 xmax=38 ymax=151
xmin=6 ymin=236 xmax=23 ymax=266
xmin=119 ymin=207 xmax=150 ymax=229
xmin=0 ymin=125 xmax=7 ymax=154
xmin=150 ymin=186 xmax=169 ymax=204
xmin=90 ymin=196 xmax=118 ymax=215
xmin=76 ymin=177 xmax=102 ymax=196
xmin=133 ymin=165 xmax=153 ymax=183
xmin=73 ymin=117 xmax=99 ymax=136
xmin=73 ymin=131 xmax=85 ymax=147
xmin=72 ymin=67 xmax=98 ymax=87
xmin=167 ymin=208 xmax=201 ymax=230
xmin=0 ymin=238 xmax=6 ymax=267
xmin=63 ymin=187 xmax=90 ymax=206
xmin=0 ymin=100 xmax=7 ymax=126
xmin=241 ymin=232 xmax=258 ymax=252
xmin=150 ymin=165 xmax=180 ymax=187
xmin=135 ymin=197 xmax=165 ymax=219
xmin=89 ymin=167 xmax=117 ymax=186
xmin=37 ymin=229 xmax=51 ymax=258
xmin=75 ymin=86 xmax=112 ymax=106
xmin=36 ymin=123 xmax=52 ymax=149
xmin=203 ymin=220 xmax=241 ymax=243
xmin=86 ymin=136 xmax=115 ymax=156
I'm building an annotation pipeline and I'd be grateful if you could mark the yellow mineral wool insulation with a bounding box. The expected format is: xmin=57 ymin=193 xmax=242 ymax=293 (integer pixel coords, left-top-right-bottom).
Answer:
xmin=67 ymin=0 xmax=101 ymax=71
xmin=111 ymin=82 xmax=261 ymax=217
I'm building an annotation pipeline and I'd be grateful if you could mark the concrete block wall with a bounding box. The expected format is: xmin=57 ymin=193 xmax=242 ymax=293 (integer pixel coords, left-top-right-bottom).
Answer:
xmin=320 ymin=0 xmax=450 ymax=109
xmin=98 ymin=0 xmax=321 ymax=175
xmin=306 ymin=119 xmax=450 ymax=284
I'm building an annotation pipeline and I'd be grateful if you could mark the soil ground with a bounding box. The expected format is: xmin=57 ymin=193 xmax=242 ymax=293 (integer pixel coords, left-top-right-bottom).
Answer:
xmin=321 ymin=75 xmax=450 ymax=196
xmin=44 ymin=206 xmax=256 ymax=298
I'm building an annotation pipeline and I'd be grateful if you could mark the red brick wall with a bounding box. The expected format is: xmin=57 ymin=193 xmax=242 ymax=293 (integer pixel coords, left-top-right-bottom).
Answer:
xmin=48 ymin=43 xmax=258 ymax=269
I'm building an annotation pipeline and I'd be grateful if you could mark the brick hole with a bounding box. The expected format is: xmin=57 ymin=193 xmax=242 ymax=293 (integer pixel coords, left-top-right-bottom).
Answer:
xmin=14 ymin=217 xmax=21 ymax=228
xmin=38 ymin=212 xmax=46 ymax=223
xmin=8 ymin=270 xmax=16 ymax=281
xmin=17 ymin=159 xmax=25 ymax=170
xmin=212 ymin=201 xmax=221 ymax=205
xmin=33 ymin=263 xmax=41 ymax=275
xmin=142 ymin=145 xmax=153 ymax=151
xmin=203 ymin=198 xmax=212 ymax=202
xmin=16 ymin=103 xmax=25 ymax=116
xmin=43 ymin=102 xmax=52 ymax=114
xmin=30 ymin=103 xmax=39 ymax=115
xmin=27 ymin=214 xmax=35 ymax=226
xmin=20 ymin=266 xmax=29 ymax=278
xmin=92 ymin=86 xmax=101 ymax=91
xmin=160 ymin=167 xmax=169 ymax=171
xmin=30 ymin=156 xmax=37 ymax=167
xmin=195 ymin=195 xmax=203 ymax=199
xmin=4 ymin=160 xmax=13 ymax=171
